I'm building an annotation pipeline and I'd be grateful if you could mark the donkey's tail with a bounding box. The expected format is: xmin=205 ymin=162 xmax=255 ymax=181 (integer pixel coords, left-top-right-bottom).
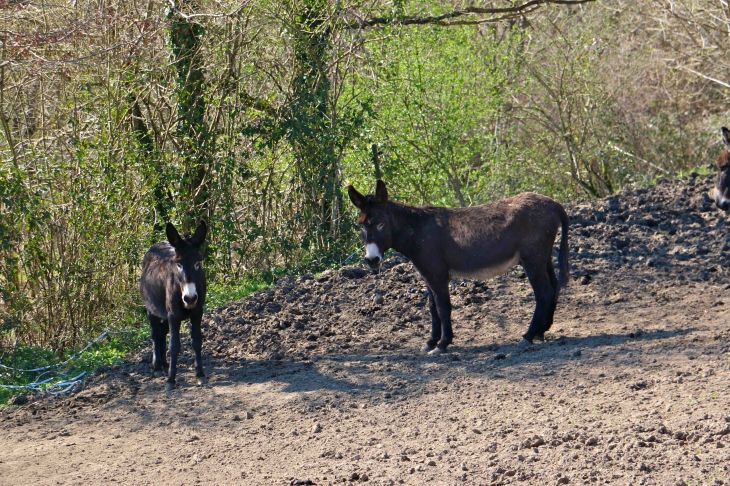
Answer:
xmin=556 ymin=205 xmax=570 ymax=298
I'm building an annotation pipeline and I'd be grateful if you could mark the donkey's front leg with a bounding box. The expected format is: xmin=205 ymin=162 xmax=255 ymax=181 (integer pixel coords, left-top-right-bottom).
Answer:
xmin=428 ymin=281 xmax=453 ymax=355
xmin=166 ymin=314 xmax=182 ymax=391
xmin=190 ymin=311 xmax=207 ymax=386
xmin=421 ymin=288 xmax=443 ymax=352
xmin=148 ymin=312 xmax=169 ymax=377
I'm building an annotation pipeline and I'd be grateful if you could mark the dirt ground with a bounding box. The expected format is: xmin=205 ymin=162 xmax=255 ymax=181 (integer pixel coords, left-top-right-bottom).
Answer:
xmin=2 ymin=174 xmax=730 ymax=486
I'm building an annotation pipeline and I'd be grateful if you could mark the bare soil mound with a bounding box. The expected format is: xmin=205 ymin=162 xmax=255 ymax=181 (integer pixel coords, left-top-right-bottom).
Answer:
xmin=2 ymin=174 xmax=730 ymax=486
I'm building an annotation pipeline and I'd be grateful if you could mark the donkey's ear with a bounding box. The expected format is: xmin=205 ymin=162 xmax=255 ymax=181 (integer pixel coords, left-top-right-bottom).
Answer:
xmin=375 ymin=179 xmax=388 ymax=204
xmin=722 ymin=127 xmax=730 ymax=149
xmin=166 ymin=223 xmax=182 ymax=248
xmin=348 ymin=185 xmax=365 ymax=209
xmin=192 ymin=220 xmax=207 ymax=245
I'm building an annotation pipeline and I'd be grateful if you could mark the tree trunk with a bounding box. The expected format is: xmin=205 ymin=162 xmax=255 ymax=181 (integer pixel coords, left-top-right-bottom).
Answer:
xmin=289 ymin=0 xmax=339 ymax=251
xmin=168 ymin=3 xmax=213 ymax=230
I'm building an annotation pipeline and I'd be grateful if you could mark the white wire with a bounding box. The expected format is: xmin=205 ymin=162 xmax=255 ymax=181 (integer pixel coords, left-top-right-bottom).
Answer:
xmin=0 ymin=328 xmax=134 ymax=373
xmin=0 ymin=328 xmax=135 ymax=397
xmin=0 ymin=372 xmax=86 ymax=395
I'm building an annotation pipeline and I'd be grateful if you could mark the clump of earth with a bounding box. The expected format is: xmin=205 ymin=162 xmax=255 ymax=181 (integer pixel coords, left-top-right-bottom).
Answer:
xmin=2 ymin=173 xmax=730 ymax=486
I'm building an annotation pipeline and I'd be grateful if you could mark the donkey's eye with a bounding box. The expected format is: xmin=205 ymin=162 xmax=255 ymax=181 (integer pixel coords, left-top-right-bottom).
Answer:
xmin=194 ymin=261 xmax=202 ymax=270
xmin=176 ymin=263 xmax=183 ymax=272
xmin=377 ymin=223 xmax=385 ymax=231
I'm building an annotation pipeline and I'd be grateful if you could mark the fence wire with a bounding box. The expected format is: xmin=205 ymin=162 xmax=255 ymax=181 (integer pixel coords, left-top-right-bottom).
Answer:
xmin=0 ymin=328 xmax=135 ymax=397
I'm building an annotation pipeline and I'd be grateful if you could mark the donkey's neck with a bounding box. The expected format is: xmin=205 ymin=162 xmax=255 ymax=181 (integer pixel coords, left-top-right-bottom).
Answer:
xmin=387 ymin=202 xmax=428 ymax=260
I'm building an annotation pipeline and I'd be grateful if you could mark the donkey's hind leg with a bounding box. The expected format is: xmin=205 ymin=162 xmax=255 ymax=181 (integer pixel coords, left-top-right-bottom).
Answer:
xmin=148 ymin=312 xmax=169 ymax=377
xmin=520 ymin=261 xmax=555 ymax=346
xmin=537 ymin=259 xmax=560 ymax=340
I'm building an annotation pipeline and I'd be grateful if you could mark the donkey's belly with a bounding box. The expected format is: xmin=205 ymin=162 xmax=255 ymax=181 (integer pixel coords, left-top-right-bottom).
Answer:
xmin=450 ymin=253 xmax=520 ymax=281
xmin=145 ymin=301 xmax=168 ymax=319
xmin=140 ymin=281 xmax=169 ymax=319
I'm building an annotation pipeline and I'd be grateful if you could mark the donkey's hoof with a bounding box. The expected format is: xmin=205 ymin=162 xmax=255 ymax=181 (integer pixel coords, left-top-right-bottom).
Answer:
xmin=165 ymin=382 xmax=176 ymax=392
xmin=421 ymin=344 xmax=436 ymax=353
xmin=153 ymin=370 xmax=166 ymax=378
xmin=197 ymin=376 xmax=208 ymax=386
xmin=428 ymin=347 xmax=446 ymax=356
xmin=517 ymin=338 xmax=532 ymax=349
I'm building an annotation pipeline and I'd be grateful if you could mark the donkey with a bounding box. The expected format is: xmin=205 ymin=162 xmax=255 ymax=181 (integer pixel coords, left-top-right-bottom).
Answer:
xmin=140 ymin=220 xmax=207 ymax=391
xmin=348 ymin=180 xmax=570 ymax=354
xmin=713 ymin=127 xmax=730 ymax=211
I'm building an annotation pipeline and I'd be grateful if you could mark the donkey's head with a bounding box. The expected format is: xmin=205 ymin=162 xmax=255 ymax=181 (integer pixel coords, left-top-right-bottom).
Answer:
xmin=714 ymin=127 xmax=730 ymax=211
xmin=166 ymin=220 xmax=207 ymax=309
xmin=347 ymin=180 xmax=392 ymax=269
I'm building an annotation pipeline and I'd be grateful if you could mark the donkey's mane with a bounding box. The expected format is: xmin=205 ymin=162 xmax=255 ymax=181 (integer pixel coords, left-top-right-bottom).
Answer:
xmin=388 ymin=200 xmax=441 ymax=217
xmin=178 ymin=232 xmax=202 ymax=248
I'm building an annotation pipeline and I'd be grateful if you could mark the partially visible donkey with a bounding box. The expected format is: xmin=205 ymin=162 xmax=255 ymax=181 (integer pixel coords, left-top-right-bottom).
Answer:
xmin=140 ymin=221 xmax=207 ymax=391
xmin=713 ymin=127 xmax=730 ymax=211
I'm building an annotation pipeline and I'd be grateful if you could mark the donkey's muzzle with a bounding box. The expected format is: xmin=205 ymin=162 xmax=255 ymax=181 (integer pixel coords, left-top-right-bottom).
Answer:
xmin=365 ymin=256 xmax=381 ymax=269
xmin=714 ymin=187 xmax=730 ymax=211
xmin=183 ymin=294 xmax=198 ymax=308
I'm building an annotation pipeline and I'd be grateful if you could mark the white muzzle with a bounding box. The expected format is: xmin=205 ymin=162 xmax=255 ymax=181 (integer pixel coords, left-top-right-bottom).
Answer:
xmin=182 ymin=282 xmax=198 ymax=308
xmin=365 ymin=243 xmax=381 ymax=260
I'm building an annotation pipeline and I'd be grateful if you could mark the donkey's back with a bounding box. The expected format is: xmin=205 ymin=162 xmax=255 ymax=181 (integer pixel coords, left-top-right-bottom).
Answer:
xmin=444 ymin=192 xmax=565 ymax=244
xmin=140 ymin=242 xmax=176 ymax=318
xmin=433 ymin=192 xmax=569 ymax=287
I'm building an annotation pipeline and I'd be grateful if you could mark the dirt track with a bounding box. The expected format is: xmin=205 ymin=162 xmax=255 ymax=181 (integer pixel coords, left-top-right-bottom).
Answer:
xmin=2 ymin=174 xmax=730 ymax=486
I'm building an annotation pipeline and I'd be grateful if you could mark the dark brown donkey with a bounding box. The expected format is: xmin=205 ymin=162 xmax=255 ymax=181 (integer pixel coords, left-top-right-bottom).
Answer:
xmin=140 ymin=221 xmax=207 ymax=391
xmin=713 ymin=127 xmax=730 ymax=211
xmin=348 ymin=180 xmax=569 ymax=354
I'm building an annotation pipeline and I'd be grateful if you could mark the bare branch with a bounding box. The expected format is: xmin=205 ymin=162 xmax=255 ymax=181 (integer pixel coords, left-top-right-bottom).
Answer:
xmin=607 ymin=142 xmax=668 ymax=174
xmin=165 ymin=0 xmax=253 ymax=20
xmin=351 ymin=0 xmax=596 ymax=28
xmin=676 ymin=65 xmax=730 ymax=90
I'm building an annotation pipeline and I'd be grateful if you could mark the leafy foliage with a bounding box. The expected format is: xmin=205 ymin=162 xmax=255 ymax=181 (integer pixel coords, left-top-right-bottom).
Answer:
xmin=345 ymin=23 xmax=527 ymax=206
